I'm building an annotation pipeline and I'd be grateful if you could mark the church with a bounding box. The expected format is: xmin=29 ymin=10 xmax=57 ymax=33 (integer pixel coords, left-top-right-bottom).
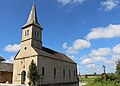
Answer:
xmin=13 ymin=3 xmax=78 ymax=86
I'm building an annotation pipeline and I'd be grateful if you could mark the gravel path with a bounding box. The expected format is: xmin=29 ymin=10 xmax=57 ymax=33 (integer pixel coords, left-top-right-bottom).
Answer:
xmin=79 ymin=82 xmax=87 ymax=86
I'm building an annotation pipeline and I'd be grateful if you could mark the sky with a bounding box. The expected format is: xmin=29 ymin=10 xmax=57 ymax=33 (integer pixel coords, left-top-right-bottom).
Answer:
xmin=0 ymin=0 xmax=120 ymax=75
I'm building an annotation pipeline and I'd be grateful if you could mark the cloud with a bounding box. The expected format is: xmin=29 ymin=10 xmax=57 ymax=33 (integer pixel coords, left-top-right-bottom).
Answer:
xmin=80 ymin=48 xmax=111 ymax=64
xmin=87 ymin=64 xmax=97 ymax=69
xmin=91 ymin=48 xmax=111 ymax=57
xmin=105 ymin=44 xmax=120 ymax=64
xmin=63 ymin=39 xmax=91 ymax=54
xmin=113 ymin=43 xmax=120 ymax=55
xmin=86 ymin=24 xmax=120 ymax=40
xmin=62 ymin=42 xmax=68 ymax=49
xmin=80 ymin=48 xmax=111 ymax=74
xmin=100 ymin=0 xmax=119 ymax=11
xmin=105 ymin=55 xmax=120 ymax=64
xmin=80 ymin=43 xmax=120 ymax=74
xmin=80 ymin=55 xmax=88 ymax=60
xmin=103 ymin=55 xmax=120 ymax=73
xmin=81 ymin=58 xmax=92 ymax=65
xmin=90 ymin=45 xmax=120 ymax=64
xmin=4 ymin=44 xmax=20 ymax=53
xmin=5 ymin=56 xmax=14 ymax=63
xmin=58 ymin=0 xmax=86 ymax=6
xmin=86 ymin=64 xmax=101 ymax=74
xmin=92 ymin=56 xmax=107 ymax=63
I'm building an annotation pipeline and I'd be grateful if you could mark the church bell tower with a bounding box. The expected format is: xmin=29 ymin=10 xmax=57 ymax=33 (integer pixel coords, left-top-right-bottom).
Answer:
xmin=21 ymin=3 xmax=43 ymax=49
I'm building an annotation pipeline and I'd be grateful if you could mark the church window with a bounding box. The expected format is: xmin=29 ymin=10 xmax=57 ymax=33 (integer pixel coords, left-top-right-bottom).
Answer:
xmin=25 ymin=30 xmax=29 ymax=36
xmin=74 ymin=70 xmax=76 ymax=78
xmin=63 ymin=69 xmax=65 ymax=79
xmin=35 ymin=31 xmax=39 ymax=37
xmin=27 ymin=30 xmax=29 ymax=36
xmin=69 ymin=70 xmax=71 ymax=78
xmin=25 ymin=31 xmax=27 ymax=36
xmin=24 ymin=47 xmax=27 ymax=50
xmin=54 ymin=68 xmax=56 ymax=77
xmin=42 ymin=67 xmax=44 ymax=76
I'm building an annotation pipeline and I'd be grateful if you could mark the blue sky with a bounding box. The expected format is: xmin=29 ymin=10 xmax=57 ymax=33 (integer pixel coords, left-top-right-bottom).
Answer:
xmin=0 ymin=0 xmax=120 ymax=75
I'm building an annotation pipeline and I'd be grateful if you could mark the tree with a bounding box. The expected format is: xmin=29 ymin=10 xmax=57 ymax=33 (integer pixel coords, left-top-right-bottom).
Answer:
xmin=28 ymin=60 xmax=39 ymax=86
xmin=116 ymin=60 xmax=120 ymax=75
xmin=116 ymin=60 xmax=120 ymax=80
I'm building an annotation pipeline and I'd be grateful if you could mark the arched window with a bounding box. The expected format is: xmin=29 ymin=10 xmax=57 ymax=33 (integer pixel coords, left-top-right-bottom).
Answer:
xmin=25 ymin=31 xmax=27 ymax=36
xmin=35 ymin=31 xmax=39 ymax=37
xmin=54 ymin=68 xmax=56 ymax=77
xmin=42 ymin=67 xmax=44 ymax=76
xmin=69 ymin=69 xmax=71 ymax=78
xmin=63 ymin=69 xmax=65 ymax=79
xmin=74 ymin=70 xmax=76 ymax=78
xmin=25 ymin=30 xmax=29 ymax=36
xmin=27 ymin=30 xmax=29 ymax=36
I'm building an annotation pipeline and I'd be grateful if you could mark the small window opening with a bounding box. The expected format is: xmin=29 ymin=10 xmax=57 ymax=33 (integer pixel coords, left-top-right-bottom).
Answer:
xmin=69 ymin=70 xmax=71 ymax=78
xmin=74 ymin=70 xmax=76 ymax=78
xmin=42 ymin=67 xmax=44 ymax=76
xmin=25 ymin=30 xmax=29 ymax=36
xmin=35 ymin=31 xmax=39 ymax=37
xmin=27 ymin=30 xmax=29 ymax=36
xmin=54 ymin=68 xmax=56 ymax=77
xmin=63 ymin=69 xmax=65 ymax=79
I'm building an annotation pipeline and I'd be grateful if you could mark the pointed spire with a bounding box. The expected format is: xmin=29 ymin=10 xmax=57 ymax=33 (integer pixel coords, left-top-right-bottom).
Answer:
xmin=23 ymin=2 xmax=41 ymax=28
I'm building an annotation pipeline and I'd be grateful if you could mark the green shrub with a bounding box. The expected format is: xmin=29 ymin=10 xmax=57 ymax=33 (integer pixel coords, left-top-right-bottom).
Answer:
xmin=94 ymin=77 xmax=102 ymax=83
xmin=108 ymin=73 xmax=118 ymax=81
xmin=88 ymin=80 xmax=120 ymax=86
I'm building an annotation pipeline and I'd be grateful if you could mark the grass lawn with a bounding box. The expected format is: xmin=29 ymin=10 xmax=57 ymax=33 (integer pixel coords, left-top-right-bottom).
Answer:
xmin=80 ymin=78 xmax=95 ymax=85
xmin=80 ymin=78 xmax=120 ymax=86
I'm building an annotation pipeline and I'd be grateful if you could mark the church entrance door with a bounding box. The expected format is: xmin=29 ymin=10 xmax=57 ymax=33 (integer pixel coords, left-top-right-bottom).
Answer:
xmin=21 ymin=70 xmax=26 ymax=84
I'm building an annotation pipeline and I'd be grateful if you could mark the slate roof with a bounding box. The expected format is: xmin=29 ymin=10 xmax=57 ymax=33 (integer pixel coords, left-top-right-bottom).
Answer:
xmin=0 ymin=56 xmax=5 ymax=61
xmin=23 ymin=2 xmax=42 ymax=29
xmin=34 ymin=46 xmax=76 ymax=64
xmin=0 ymin=62 xmax=13 ymax=72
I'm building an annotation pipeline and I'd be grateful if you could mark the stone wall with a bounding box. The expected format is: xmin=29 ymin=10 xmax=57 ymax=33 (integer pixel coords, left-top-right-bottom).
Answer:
xmin=38 ymin=82 xmax=79 ymax=86
xmin=37 ymin=55 xmax=78 ymax=85
xmin=0 ymin=83 xmax=78 ymax=86
xmin=0 ymin=71 xmax=13 ymax=83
